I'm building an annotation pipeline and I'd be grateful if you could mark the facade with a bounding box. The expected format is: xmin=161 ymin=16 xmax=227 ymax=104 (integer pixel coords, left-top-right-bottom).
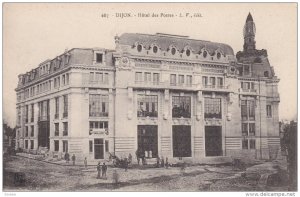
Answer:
xmin=15 ymin=13 xmax=280 ymax=162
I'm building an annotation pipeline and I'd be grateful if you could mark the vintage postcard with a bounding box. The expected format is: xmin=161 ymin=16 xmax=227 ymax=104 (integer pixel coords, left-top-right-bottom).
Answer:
xmin=2 ymin=3 xmax=297 ymax=194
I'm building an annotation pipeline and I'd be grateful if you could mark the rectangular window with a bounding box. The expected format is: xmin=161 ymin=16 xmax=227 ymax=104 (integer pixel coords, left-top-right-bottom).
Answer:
xmin=63 ymin=95 xmax=68 ymax=118
xmin=89 ymin=94 xmax=109 ymax=117
xmin=95 ymin=72 xmax=102 ymax=83
xmin=55 ymin=123 xmax=59 ymax=136
xmin=63 ymin=122 xmax=68 ymax=136
xmin=178 ymin=75 xmax=184 ymax=85
xmin=25 ymin=105 xmax=29 ymax=123
xmin=267 ymin=105 xmax=272 ymax=117
xmin=55 ymin=97 xmax=59 ymax=119
xmin=62 ymin=75 xmax=66 ymax=86
xmin=202 ymin=76 xmax=208 ymax=86
xmin=104 ymin=73 xmax=109 ymax=84
xmin=170 ymin=74 xmax=176 ymax=85
xmin=249 ymin=123 xmax=255 ymax=136
xmin=63 ymin=140 xmax=68 ymax=152
xmin=66 ymin=73 xmax=69 ymax=85
xmin=241 ymin=100 xmax=255 ymax=120
xmin=137 ymin=95 xmax=158 ymax=117
xmin=144 ymin=72 xmax=151 ymax=82
xmin=105 ymin=140 xmax=109 ymax=152
xmin=89 ymin=72 xmax=95 ymax=83
xmin=30 ymin=140 xmax=34 ymax=149
xmin=217 ymin=77 xmax=223 ymax=87
xmin=25 ymin=126 xmax=28 ymax=137
xmin=135 ymin=72 xmax=143 ymax=82
xmin=242 ymin=139 xmax=248 ymax=149
xmin=31 ymin=104 xmax=34 ymax=122
xmin=172 ymin=96 xmax=191 ymax=118
xmin=31 ymin=126 xmax=34 ymax=137
xmin=153 ymin=73 xmax=160 ymax=84
xmin=54 ymin=140 xmax=59 ymax=151
xmin=250 ymin=139 xmax=256 ymax=149
xmin=210 ymin=77 xmax=216 ymax=87
xmin=96 ymin=53 xmax=103 ymax=63
xmin=89 ymin=140 xmax=93 ymax=152
xmin=25 ymin=140 xmax=28 ymax=149
xmin=242 ymin=123 xmax=248 ymax=136
xmin=186 ymin=75 xmax=192 ymax=86
xmin=204 ymin=98 xmax=222 ymax=119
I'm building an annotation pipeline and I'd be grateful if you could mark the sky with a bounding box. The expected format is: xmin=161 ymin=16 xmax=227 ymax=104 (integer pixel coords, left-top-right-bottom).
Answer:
xmin=3 ymin=3 xmax=297 ymax=127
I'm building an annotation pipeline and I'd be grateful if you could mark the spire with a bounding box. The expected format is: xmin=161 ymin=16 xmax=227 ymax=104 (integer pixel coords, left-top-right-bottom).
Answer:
xmin=246 ymin=12 xmax=253 ymax=22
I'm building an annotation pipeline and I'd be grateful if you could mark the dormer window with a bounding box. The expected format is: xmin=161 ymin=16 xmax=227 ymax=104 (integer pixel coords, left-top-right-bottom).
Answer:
xmin=217 ymin=52 xmax=221 ymax=59
xmin=171 ymin=48 xmax=176 ymax=55
xmin=186 ymin=49 xmax=191 ymax=56
xmin=137 ymin=44 xmax=142 ymax=52
xmin=153 ymin=46 xmax=158 ymax=53
xmin=96 ymin=53 xmax=103 ymax=63
xmin=203 ymin=51 xmax=207 ymax=58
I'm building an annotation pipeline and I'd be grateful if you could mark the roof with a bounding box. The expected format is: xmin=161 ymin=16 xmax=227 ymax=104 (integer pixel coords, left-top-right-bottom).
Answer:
xmin=118 ymin=33 xmax=235 ymax=56
xmin=246 ymin=13 xmax=253 ymax=22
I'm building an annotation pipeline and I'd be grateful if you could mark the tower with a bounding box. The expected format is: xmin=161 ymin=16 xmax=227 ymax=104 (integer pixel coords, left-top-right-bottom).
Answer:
xmin=243 ymin=12 xmax=256 ymax=52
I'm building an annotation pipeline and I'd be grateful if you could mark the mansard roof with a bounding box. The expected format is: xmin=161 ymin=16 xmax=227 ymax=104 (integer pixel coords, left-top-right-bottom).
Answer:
xmin=118 ymin=33 xmax=235 ymax=56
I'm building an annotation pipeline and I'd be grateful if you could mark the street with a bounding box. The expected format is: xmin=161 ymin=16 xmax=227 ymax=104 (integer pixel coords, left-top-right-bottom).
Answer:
xmin=3 ymin=155 xmax=289 ymax=191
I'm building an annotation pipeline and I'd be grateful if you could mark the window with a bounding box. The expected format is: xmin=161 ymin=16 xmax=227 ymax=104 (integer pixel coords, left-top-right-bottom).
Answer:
xmin=203 ymin=51 xmax=207 ymax=58
xmin=31 ymin=104 xmax=34 ymax=122
xmin=66 ymin=73 xmax=69 ymax=85
xmin=63 ymin=140 xmax=68 ymax=152
xmin=178 ymin=75 xmax=184 ymax=85
xmin=202 ymin=76 xmax=208 ymax=86
xmin=244 ymin=65 xmax=250 ymax=75
xmin=55 ymin=97 xmax=59 ymax=119
xmin=55 ymin=123 xmax=59 ymax=136
xmin=153 ymin=73 xmax=160 ymax=84
xmin=54 ymin=140 xmax=59 ymax=151
xmin=63 ymin=95 xmax=68 ymax=118
xmin=104 ymin=73 xmax=109 ymax=84
xmin=105 ymin=140 xmax=109 ymax=152
xmin=25 ymin=140 xmax=28 ymax=149
xmin=63 ymin=122 xmax=68 ymax=136
xmin=144 ymin=72 xmax=151 ymax=82
xmin=242 ymin=123 xmax=255 ymax=136
xmin=89 ymin=94 xmax=109 ymax=117
xmin=241 ymin=100 xmax=255 ymax=120
xmin=217 ymin=52 xmax=221 ymax=59
xmin=242 ymin=139 xmax=256 ymax=150
xmin=267 ymin=105 xmax=272 ymax=117
xmin=172 ymin=96 xmax=191 ymax=118
xmin=31 ymin=126 xmax=34 ymax=137
xmin=242 ymin=139 xmax=248 ymax=149
xmin=89 ymin=140 xmax=93 ymax=152
xmin=25 ymin=126 xmax=28 ymax=137
xmin=170 ymin=74 xmax=176 ymax=85
xmin=89 ymin=121 xmax=108 ymax=135
xmin=137 ymin=44 xmax=142 ymax=52
xmin=25 ymin=105 xmax=29 ymax=123
xmin=249 ymin=123 xmax=255 ymax=136
xmin=137 ymin=95 xmax=158 ymax=117
xmin=89 ymin=72 xmax=95 ymax=83
xmin=96 ymin=53 xmax=103 ymax=63
xmin=210 ymin=77 xmax=216 ymax=87
xmin=204 ymin=98 xmax=222 ymax=119
xmin=30 ymin=140 xmax=34 ymax=149
xmin=171 ymin=48 xmax=176 ymax=55
xmin=217 ymin=77 xmax=223 ymax=87
xmin=153 ymin=46 xmax=158 ymax=53
xmin=95 ymin=73 xmax=103 ymax=83
xmin=135 ymin=72 xmax=143 ymax=82
xmin=242 ymin=123 xmax=248 ymax=136
xmin=62 ymin=75 xmax=66 ymax=86
xmin=186 ymin=49 xmax=191 ymax=56
xmin=250 ymin=139 xmax=256 ymax=149
xmin=186 ymin=75 xmax=192 ymax=86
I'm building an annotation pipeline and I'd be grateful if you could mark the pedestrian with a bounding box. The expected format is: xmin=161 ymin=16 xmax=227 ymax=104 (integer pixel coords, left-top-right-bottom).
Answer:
xmin=102 ymin=162 xmax=107 ymax=179
xmin=84 ymin=157 xmax=87 ymax=169
xmin=71 ymin=154 xmax=76 ymax=165
xmin=124 ymin=157 xmax=128 ymax=172
xmin=64 ymin=152 xmax=70 ymax=163
xmin=128 ymin=153 xmax=132 ymax=165
xmin=161 ymin=156 xmax=165 ymax=168
xmin=135 ymin=149 xmax=140 ymax=165
xmin=97 ymin=162 xmax=101 ymax=179
xmin=165 ymin=157 xmax=169 ymax=169
xmin=156 ymin=156 xmax=160 ymax=168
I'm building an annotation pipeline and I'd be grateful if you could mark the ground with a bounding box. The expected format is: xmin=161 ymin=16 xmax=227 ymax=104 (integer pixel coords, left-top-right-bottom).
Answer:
xmin=3 ymin=155 xmax=290 ymax=192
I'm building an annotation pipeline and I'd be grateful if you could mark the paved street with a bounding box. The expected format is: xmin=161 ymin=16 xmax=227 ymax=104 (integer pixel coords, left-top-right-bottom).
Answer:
xmin=3 ymin=155 xmax=289 ymax=191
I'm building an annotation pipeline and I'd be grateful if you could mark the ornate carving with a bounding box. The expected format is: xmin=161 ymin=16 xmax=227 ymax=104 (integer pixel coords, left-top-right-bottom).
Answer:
xmin=116 ymin=56 xmax=133 ymax=70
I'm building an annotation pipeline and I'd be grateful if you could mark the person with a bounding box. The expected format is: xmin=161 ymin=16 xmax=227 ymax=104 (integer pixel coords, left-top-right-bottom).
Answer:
xmin=71 ymin=154 xmax=76 ymax=165
xmin=102 ymin=162 xmax=107 ymax=179
xmin=128 ymin=153 xmax=132 ymax=165
xmin=161 ymin=156 xmax=165 ymax=168
xmin=156 ymin=156 xmax=160 ymax=168
xmin=135 ymin=149 xmax=140 ymax=165
xmin=97 ymin=162 xmax=101 ymax=179
xmin=84 ymin=157 xmax=87 ymax=169
xmin=165 ymin=157 xmax=169 ymax=169
xmin=64 ymin=152 xmax=70 ymax=163
xmin=124 ymin=157 xmax=128 ymax=172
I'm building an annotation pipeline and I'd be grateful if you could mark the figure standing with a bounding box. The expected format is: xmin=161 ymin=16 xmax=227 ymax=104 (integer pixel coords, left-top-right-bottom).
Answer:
xmin=156 ymin=156 xmax=160 ymax=168
xmin=97 ymin=162 xmax=102 ymax=179
xmin=128 ymin=153 xmax=132 ymax=165
xmin=124 ymin=157 xmax=128 ymax=172
xmin=102 ymin=162 xmax=107 ymax=179
xmin=136 ymin=149 xmax=140 ymax=165
xmin=84 ymin=157 xmax=87 ymax=169
xmin=71 ymin=154 xmax=76 ymax=166
xmin=161 ymin=156 xmax=165 ymax=168
xmin=64 ymin=152 xmax=70 ymax=163
xmin=165 ymin=157 xmax=169 ymax=168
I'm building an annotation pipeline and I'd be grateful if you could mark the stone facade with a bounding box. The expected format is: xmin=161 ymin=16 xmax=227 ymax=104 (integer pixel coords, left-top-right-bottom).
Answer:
xmin=15 ymin=13 xmax=280 ymax=162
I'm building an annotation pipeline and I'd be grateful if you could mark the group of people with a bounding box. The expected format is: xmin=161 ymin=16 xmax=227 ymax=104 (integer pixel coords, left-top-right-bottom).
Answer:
xmin=97 ymin=162 xmax=108 ymax=179
xmin=64 ymin=152 xmax=76 ymax=166
xmin=156 ymin=156 xmax=169 ymax=168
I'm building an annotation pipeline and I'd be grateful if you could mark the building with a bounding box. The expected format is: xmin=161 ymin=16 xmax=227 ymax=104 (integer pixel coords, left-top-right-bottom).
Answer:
xmin=15 ymin=13 xmax=280 ymax=162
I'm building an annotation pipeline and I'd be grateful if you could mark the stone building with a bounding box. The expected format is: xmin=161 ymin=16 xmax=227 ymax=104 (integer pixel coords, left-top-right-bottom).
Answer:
xmin=15 ymin=13 xmax=280 ymax=162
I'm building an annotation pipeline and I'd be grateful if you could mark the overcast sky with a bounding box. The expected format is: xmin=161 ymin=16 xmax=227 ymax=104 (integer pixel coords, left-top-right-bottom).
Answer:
xmin=3 ymin=3 xmax=297 ymax=127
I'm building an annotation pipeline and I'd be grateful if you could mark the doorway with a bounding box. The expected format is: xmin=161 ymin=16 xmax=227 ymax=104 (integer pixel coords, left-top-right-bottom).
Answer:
xmin=94 ymin=138 xmax=104 ymax=159
xmin=137 ymin=125 xmax=158 ymax=158
xmin=172 ymin=125 xmax=191 ymax=157
xmin=205 ymin=126 xmax=222 ymax=156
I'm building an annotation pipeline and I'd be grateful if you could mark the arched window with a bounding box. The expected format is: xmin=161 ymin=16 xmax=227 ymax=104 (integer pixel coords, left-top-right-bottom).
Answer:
xmin=171 ymin=48 xmax=176 ymax=55
xmin=203 ymin=51 xmax=207 ymax=58
xmin=186 ymin=49 xmax=191 ymax=56
xmin=153 ymin=46 xmax=158 ymax=53
xmin=217 ymin=52 xmax=221 ymax=59
xmin=137 ymin=44 xmax=142 ymax=52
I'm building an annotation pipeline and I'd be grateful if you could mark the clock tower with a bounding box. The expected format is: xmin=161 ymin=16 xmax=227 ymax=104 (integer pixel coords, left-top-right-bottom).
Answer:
xmin=243 ymin=12 xmax=256 ymax=52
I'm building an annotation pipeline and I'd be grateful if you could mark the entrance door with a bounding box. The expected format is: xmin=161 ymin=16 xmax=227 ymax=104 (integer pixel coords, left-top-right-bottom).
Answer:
xmin=205 ymin=126 xmax=222 ymax=156
xmin=94 ymin=138 xmax=104 ymax=159
xmin=137 ymin=125 xmax=158 ymax=158
xmin=172 ymin=125 xmax=191 ymax=157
